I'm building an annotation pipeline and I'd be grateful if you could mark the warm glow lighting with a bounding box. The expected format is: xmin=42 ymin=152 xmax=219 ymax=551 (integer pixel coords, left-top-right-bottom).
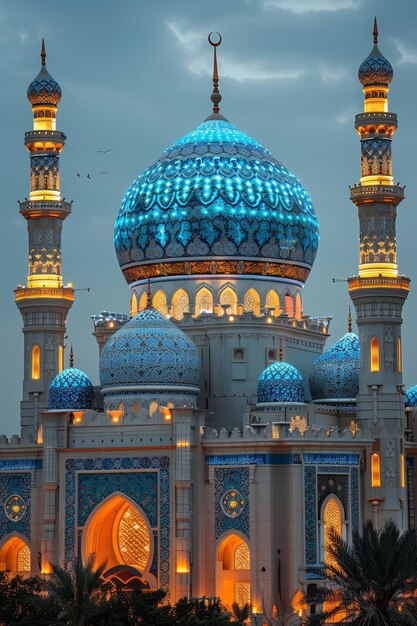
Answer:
xmin=58 ymin=345 xmax=64 ymax=373
xmin=37 ymin=424 xmax=43 ymax=445
xmin=160 ymin=407 xmax=172 ymax=421
xmin=108 ymin=321 xmax=114 ymax=328
xmin=229 ymin=315 xmax=234 ymax=321
xmin=31 ymin=345 xmax=40 ymax=380
xmin=324 ymin=498 xmax=342 ymax=570
xmin=371 ymin=337 xmax=380 ymax=372
xmin=371 ymin=453 xmax=381 ymax=487
xmin=401 ymin=454 xmax=405 ymax=489
xmin=266 ymin=317 xmax=272 ymax=323
xmin=107 ymin=410 xmax=123 ymax=423
xmin=397 ymin=337 xmax=402 ymax=373
xmin=176 ymin=440 xmax=190 ymax=448
xmin=73 ymin=411 xmax=84 ymax=424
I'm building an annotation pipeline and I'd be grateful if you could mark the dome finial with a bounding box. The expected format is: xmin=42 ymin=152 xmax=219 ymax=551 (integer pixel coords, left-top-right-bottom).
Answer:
xmin=208 ymin=32 xmax=222 ymax=115
xmin=348 ymin=306 xmax=352 ymax=333
xmin=146 ymin=278 xmax=153 ymax=309
xmin=41 ymin=38 xmax=46 ymax=66
xmin=69 ymin=343 xmax=74 ymax=368
xmin=373 ymin=16 xmax=378 ymax=45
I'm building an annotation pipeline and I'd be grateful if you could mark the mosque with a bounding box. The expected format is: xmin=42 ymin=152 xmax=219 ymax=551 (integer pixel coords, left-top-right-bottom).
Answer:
xmin=0 ymin=20 xmax=416 ymax=621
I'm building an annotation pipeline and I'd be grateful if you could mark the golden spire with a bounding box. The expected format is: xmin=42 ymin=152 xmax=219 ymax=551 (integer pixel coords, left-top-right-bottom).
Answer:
xmin=279 ymin=337 xmax=284 ymax=362
xmin=146 ymin=278 xmax=153 ymax=309
xmin=373 ymin=16 xmax=378 ymax=45
xmin=348 ymin=306 xmax=352 ymax=333
xmin=208 ymin=32 xmax=222 ymax=115
xmin=41 ymin=38 xmax=46 ymax=66
xmin=69 ymin=343 xmax=74 ymax=368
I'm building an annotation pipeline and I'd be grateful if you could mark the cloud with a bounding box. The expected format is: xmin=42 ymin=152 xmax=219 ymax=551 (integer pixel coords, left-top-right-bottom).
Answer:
xmin=167 ymin=20 xmax=304 ymax=82
xmin=261 ymin=0 xmax=359 ymax=13
xmin=392 ymin=39 xmax=417 ymax=65
xmin=336 ymin=107 xmax=356 ymax=124
xmin=319 ymin=65 xmax=347 ymax=83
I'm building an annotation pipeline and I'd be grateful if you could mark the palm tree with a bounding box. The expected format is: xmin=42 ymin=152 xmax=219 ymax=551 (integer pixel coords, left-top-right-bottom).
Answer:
xmin=30 ymin=553 xmax=112 ymax=626
xmin=231 ymin=601 xmax=250 ymax=625
xmin=308 ymin=519 xmax=417 ymax=625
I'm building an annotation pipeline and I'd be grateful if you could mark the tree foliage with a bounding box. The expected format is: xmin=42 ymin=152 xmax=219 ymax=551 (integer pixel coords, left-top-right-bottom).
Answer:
xmin=308 ymin=519 xmax=417 ymax=625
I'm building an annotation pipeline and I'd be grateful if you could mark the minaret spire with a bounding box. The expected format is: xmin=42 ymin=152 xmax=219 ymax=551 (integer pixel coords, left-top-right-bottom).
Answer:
xmin=373 ymin=16 xmax=378 ymax=44
xmin=208 ymin=32 xmax=222 ymax=115
xmin=41 ymin=38 xmax=46 ymax=65
xmin=69 ymin=344 xmax=74 ymax=368
xmin=146 ymin=278 xmax=153 ymax=309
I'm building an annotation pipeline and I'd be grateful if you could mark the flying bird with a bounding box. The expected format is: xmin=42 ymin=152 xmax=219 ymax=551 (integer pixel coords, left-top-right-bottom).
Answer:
xmin=87 ymin=174 xmax=91 ymax=180
xmin=96 ymin=149 xmax=113 ymax=153
xmin=76 ymin=173 xmax=80 ymax=177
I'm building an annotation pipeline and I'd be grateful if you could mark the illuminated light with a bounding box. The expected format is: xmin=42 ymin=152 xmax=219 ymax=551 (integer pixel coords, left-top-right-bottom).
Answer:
xmin=15 ymin=287 xmax=74 ymax=302
xmin=229 ymin=315 xmax=234 ymax=322
xmin=41 ymin=562 xmax=52 ymax=575
xmin=58 ymin=345 xmax=64 ymax=373
xmin=27 ymin=274 xmax=63 ymax=289
xmin=401 ymin=454 xmax=405 ymax=489
xmin=32 ymin=345 xmax=40 ymax=380
xmin=160 ymin=406 xmax=172 ymax=421
xmin=397 ymin=337 xmax=402 ymax=373
xmin=323 ymin=498 xmax=343 ymax=570
xmin=73 ymin=411 xmax=84 ymax=424
xmin=370 ymin=337 xmax=380 ymax=372
xmin=359 ymin=262 xmax=398 ymax=279
xmin=108 ymin=321 xmax=114 ymax=328
xmin=37 ymin=424 xmax=43 ymax=445
xmin=371 ymin=453 xmax=381 ymax=487
xmin=107 ymin=410 xmax=123 ymax=423
xmin=176 ymin=440 xmax=190 ymax=448
xmin=17 ymin=544 xmax=31 ymax=572
xmin=266 ymin=317 xmax=272 ymax=324
xmin=117 ymin=504 xmax=151 ymax=570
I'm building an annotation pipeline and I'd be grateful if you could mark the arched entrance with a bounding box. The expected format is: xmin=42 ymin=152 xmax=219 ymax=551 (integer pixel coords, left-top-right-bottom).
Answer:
xmin=216 ymin=533 xmax=250 ymax=608
xmin=82 ymin=493 xmax=156 ymax=588
xmin=0 ymin=535 xmax=31 ymax=575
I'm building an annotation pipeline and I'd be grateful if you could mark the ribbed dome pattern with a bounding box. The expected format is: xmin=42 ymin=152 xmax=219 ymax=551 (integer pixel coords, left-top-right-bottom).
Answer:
xmin=115 ymin=117 xmax=319 ymax=286
xmin=49 ymin=368 xmax=93 ymax=410
xmin=358 ymin=44 xmax=393 ymax=86
xmin=27 ymin=65 xmax=62 ymax=106
xmin=257 ymin=361 xmax=304 ymax=403
xmin=309 ymin=333 xmax=360 ymax=402
xmin=100 ymin=308 xmax=200 ymax=390
xmin=406 ymin=385 xmax=417 ymax=408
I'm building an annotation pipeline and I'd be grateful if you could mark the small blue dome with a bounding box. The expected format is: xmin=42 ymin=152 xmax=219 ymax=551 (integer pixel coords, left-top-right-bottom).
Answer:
xmin=406 ymin=385 xmax=417 ymax=407
xmin=309 ymin=333 xmax=360 ymax=401
xmin=358 ymin=44 xmax=393 ymax=87
xmin=114 ymin=117 xmax=319 ymax=286
xmin=99 ymin=308 xmax=200 ymax=391
xmin=257 ymin=362 xmax=304 ymax=403
xmin=27 ymin=65 xmax=62 ymax=106
xmin=48 ymin=368 xmax=93 ymax=410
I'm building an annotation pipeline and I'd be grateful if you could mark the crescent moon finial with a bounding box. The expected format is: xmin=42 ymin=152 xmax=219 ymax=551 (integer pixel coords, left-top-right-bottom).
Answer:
xmin=208 ymin=32 xmax=222 ymax=115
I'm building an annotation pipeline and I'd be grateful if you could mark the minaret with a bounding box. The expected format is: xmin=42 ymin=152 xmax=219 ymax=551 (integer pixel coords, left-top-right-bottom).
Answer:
xmin=348 ymin=19 xmax=409 ymax=527
xmin=15 ymin=40 xmax=74 ymax=440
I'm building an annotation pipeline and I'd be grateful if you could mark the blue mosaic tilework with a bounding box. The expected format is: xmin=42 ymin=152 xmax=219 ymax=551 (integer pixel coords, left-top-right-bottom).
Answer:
xmin=0 ymin=460 xmax=41 ymax=471
xmin=0 ymin=473 xmax=31 ymax=540
xmin=49 ymin=368 xmax=93 ymax=410
xmin=115 ymin=118 xmax=319 ymax=272
xmin=65 ymin=456 xmax=170 ymax=590
xmin=30 ymin=155 xmax=59 ymax=192
xmin=100 ymin=308 xmax=200 ymax=389
xmin=406 ymin=386 xmax=417 ymax=408
xmin=309 ymin=333 xmax=359 ymax=401
xmin=304 ymin=453 xmax=360 ymax=466
xmin=304 ymin=465 xmax=317 ymax=564
xmin=206 ymin=453 xmax=299 ymax=466
xmin=258 ymin=361 xmax=304 ymax=403
xmin=215 ymin=468 xmax=249 ymax=540
xmin=27 ymin=65 xmax=62 ymax=105
xmin=358 ymin=45 xmax=393 ymax=86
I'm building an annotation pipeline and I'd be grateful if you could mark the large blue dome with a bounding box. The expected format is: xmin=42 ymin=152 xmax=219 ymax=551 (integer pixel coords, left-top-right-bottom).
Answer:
xmin=257 ymin=361 xmax=305 ymax=404
xmin=309 ymin=333 xmax=360 ymax=402
xmin=48 ymin=368 xmax=93 ymax=411
xmin=100 ymin=308 xmax=200 ymax=391
xmin=406 ymin=385 xmax=417 ymax=408
xmin=115 ymin=117 xmax=319 ymax=286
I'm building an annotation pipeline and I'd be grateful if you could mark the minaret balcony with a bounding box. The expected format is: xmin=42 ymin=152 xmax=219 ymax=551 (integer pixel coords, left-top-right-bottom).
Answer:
xmin=348 ymin=275 xmax=410 ymax=293
xmin=355 ymin=111 xmax=397 ymax=129
xmin=349 ymin=183 xmax=404 ymax=205
xmin=19 ymin=199 xmax=71 ymax=219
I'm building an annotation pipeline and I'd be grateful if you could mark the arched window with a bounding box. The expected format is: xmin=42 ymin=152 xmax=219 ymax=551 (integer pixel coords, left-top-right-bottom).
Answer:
xmin=131 ymin=293 xmax=138 ymax=317
xmin=284 ymin=294 xmax=294 ymax=318
xmin=397 ymin=337 xmax=402 ymax=373
xmin=195 ymin=287 xmax=213 ymax=316
xmin=153 ymin=290 xmax=168 ymax=317
xmin=0 ymin=537 xmax=31 ymax=574
xmin=58 ymin=345 xmax=64 ymax=373
xmin=371 ymin=337 xmax=379 ymax=372
xmin=371 ymin=453 xmax=381 ymax=487
xmin=219 ymin=287 xmax=237 ymax=315
xmin=216 ymin=534 xmax=250 ymax=609
xmin=323 ymin=498 xmax=343 ymax=570
xmin=139 ymin=291 xmax=147 ymax=311
xmin=31 ymin=345 xmax=40 ymax=380
xmin=243 ymin=288 xmax=260 ymax=316
xmin=172 ymin=289 xmax=189 ymax=320
xmin=266 ymin=290 xmax=280 ymax=316
xmin=295 ymin=293 xmax=302 ymax=320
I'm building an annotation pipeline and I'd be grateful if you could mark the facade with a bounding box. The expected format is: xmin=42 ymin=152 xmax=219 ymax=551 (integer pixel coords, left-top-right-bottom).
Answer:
xmin=1 ymin=23 xmax=416 ymax=621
